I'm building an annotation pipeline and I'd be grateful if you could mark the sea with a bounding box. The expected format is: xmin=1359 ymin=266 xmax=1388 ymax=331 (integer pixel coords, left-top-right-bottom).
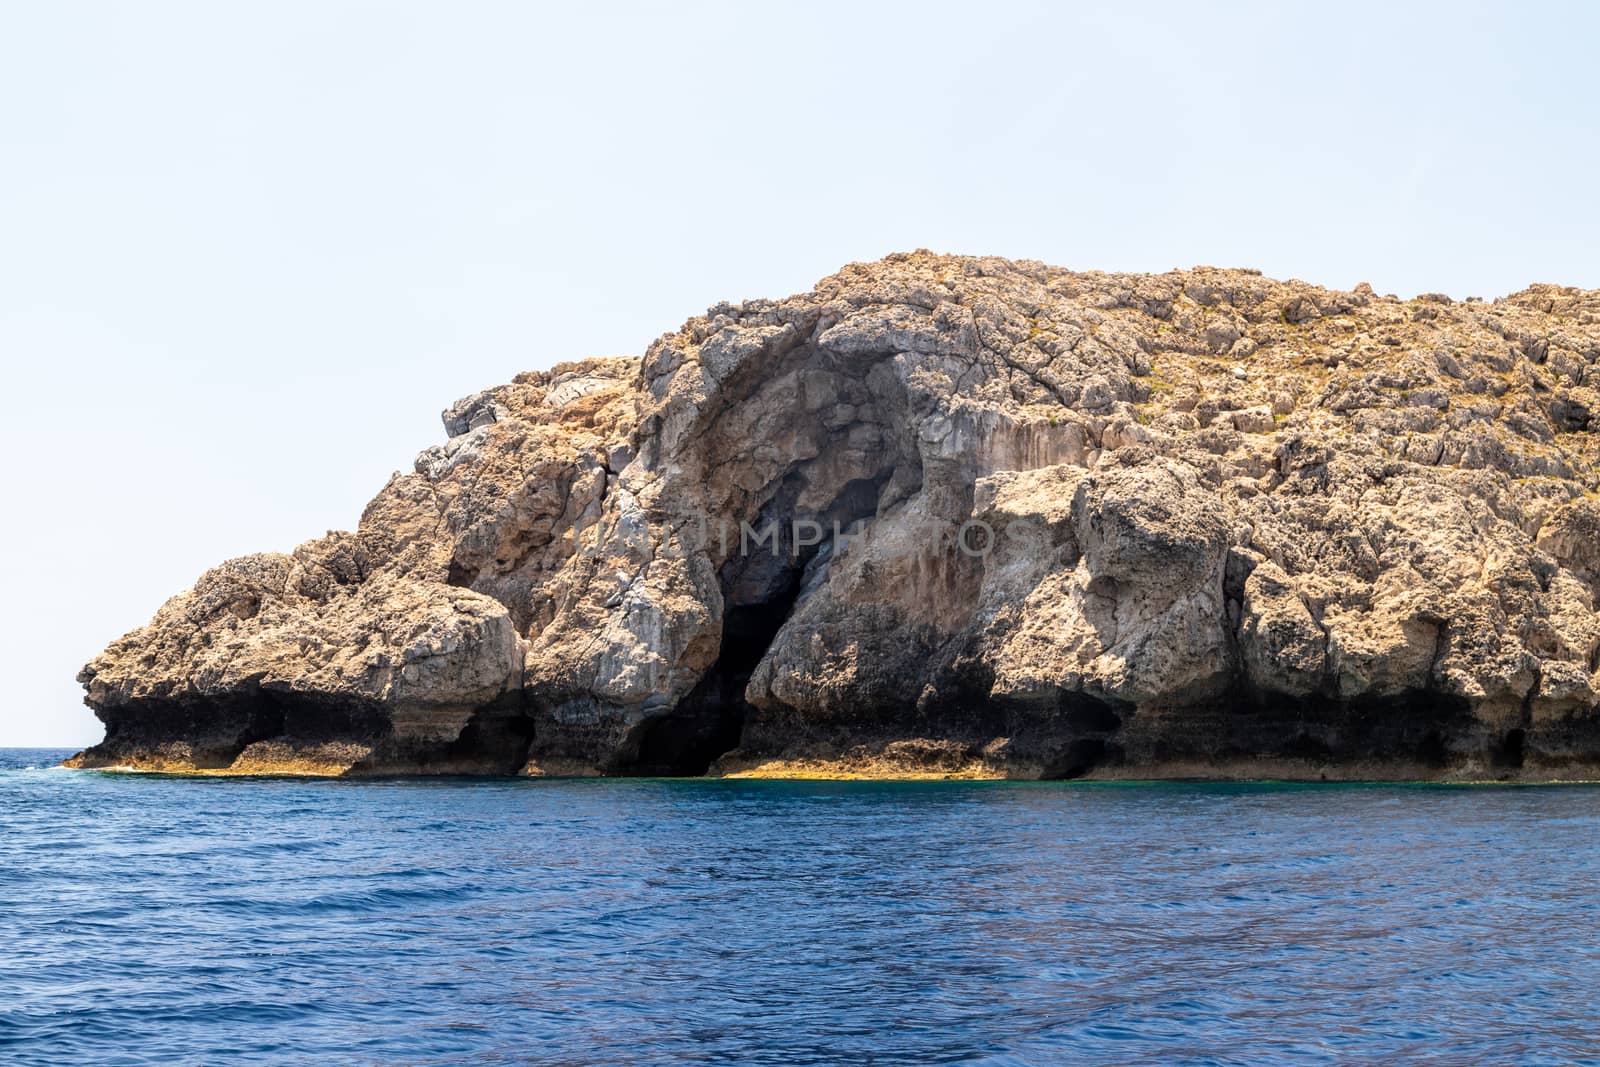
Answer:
xmin=1 ymin=747 xmax=1596 ymax=1065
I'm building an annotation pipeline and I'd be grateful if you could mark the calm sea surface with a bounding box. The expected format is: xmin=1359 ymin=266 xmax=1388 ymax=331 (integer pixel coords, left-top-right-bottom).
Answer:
xmin=2 ymin=747 xmax=1596 ymax=1065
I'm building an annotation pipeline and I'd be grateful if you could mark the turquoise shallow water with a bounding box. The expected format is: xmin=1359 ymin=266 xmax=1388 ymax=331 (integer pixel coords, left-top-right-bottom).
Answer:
xmin=1 ymin=748 xmax=1597 ymax=1065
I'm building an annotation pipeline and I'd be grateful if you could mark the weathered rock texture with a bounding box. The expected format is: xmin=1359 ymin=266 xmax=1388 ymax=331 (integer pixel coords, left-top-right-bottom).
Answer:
xmin=70 ymin=253 xmax=1600 ymax=779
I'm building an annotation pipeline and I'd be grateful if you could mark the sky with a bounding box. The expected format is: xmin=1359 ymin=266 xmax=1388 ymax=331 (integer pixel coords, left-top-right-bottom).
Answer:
xmin=2 ymin=0 xmax=1597 ymax=746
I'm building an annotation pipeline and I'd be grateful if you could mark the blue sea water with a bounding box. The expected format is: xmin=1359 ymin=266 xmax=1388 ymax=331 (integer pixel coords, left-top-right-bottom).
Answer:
xmin=1 ymin=748 xmax=1596 ymax=1066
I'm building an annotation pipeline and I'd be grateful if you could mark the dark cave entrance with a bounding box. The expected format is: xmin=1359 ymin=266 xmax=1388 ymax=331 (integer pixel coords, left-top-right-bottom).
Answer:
xmin=1493 ymin=727 xmax=1526 ymax=771
xmin=1042 ymin=738 xmax=1111 ymax=780
xmin=621 ymin=472 xmax=891 ymax=776
xmin=1037 ymin=694 xmax=1127 ymax=780
xmin=625 ymin=571 xmax=804 ymax=776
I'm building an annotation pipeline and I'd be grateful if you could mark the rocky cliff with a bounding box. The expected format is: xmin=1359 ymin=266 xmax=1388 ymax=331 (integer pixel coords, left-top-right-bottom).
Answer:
xmin=69 ymin=253 xmax=1600 ymax=779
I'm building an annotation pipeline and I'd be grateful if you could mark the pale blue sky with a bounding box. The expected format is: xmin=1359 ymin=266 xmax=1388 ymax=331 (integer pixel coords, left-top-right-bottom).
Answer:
xmin=3 ymin=1 xmax=1597 ymax=745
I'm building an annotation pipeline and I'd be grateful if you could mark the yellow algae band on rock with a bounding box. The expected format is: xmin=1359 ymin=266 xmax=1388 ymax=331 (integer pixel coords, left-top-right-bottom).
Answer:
xmin=68 ymin=253 xmax=1600 ymax=782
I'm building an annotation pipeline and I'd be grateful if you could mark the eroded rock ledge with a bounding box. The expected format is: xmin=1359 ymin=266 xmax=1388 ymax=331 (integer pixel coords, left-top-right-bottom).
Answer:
xmin=69 ymin=253 xmax=1600 ymax=780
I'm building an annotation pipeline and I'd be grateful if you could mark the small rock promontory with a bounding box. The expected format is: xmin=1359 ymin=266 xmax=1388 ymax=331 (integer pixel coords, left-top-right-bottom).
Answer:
xmin=70 ymin=253 xmax=1600 ymax=779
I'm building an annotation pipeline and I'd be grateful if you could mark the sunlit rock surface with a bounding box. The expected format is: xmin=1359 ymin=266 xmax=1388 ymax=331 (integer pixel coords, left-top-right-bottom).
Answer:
xmin=70 ymin=253 xmax=1600 ymax=779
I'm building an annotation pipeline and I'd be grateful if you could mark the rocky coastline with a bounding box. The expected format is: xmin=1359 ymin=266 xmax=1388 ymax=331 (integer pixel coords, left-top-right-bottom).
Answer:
xmin=68 ymin=253 xmax=1600 ymax=780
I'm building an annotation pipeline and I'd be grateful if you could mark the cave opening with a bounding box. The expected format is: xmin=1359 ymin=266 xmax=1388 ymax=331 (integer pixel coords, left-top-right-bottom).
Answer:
xmin=1493 ymin=727 xmax=1526 ymax=771
xmin=623 ymin=470 xmax=891 ymax=776
xmin=1042 ymin=738 xmax=1126 ymax=780
xmin=626 ymin=568 xmax=805 ymax=776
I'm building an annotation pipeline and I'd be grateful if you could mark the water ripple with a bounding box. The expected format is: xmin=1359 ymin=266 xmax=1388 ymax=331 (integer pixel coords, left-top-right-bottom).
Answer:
xmin=1 ymin=750 xmax=1596 ymax=1065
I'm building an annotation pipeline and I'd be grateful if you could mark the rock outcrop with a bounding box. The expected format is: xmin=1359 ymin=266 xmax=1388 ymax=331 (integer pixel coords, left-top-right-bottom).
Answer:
xmin=69 ymin=253 xmax=1600 ymax=780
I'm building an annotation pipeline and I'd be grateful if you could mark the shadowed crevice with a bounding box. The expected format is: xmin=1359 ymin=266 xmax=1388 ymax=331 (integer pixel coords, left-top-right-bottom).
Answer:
xmin=624 ymin=586 xmax=803 ymax=776
xmin=620 ymin=468 xmax=893 ymax=776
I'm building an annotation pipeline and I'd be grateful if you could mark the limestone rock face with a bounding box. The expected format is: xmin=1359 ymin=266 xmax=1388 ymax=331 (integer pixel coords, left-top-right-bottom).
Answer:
xmin=70 ymin=254 xmax=1600 ymax=779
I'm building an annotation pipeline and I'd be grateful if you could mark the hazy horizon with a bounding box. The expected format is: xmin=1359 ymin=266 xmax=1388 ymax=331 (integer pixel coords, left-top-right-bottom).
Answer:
xmin=5 ymin=0 xmax=1599 ymax=746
